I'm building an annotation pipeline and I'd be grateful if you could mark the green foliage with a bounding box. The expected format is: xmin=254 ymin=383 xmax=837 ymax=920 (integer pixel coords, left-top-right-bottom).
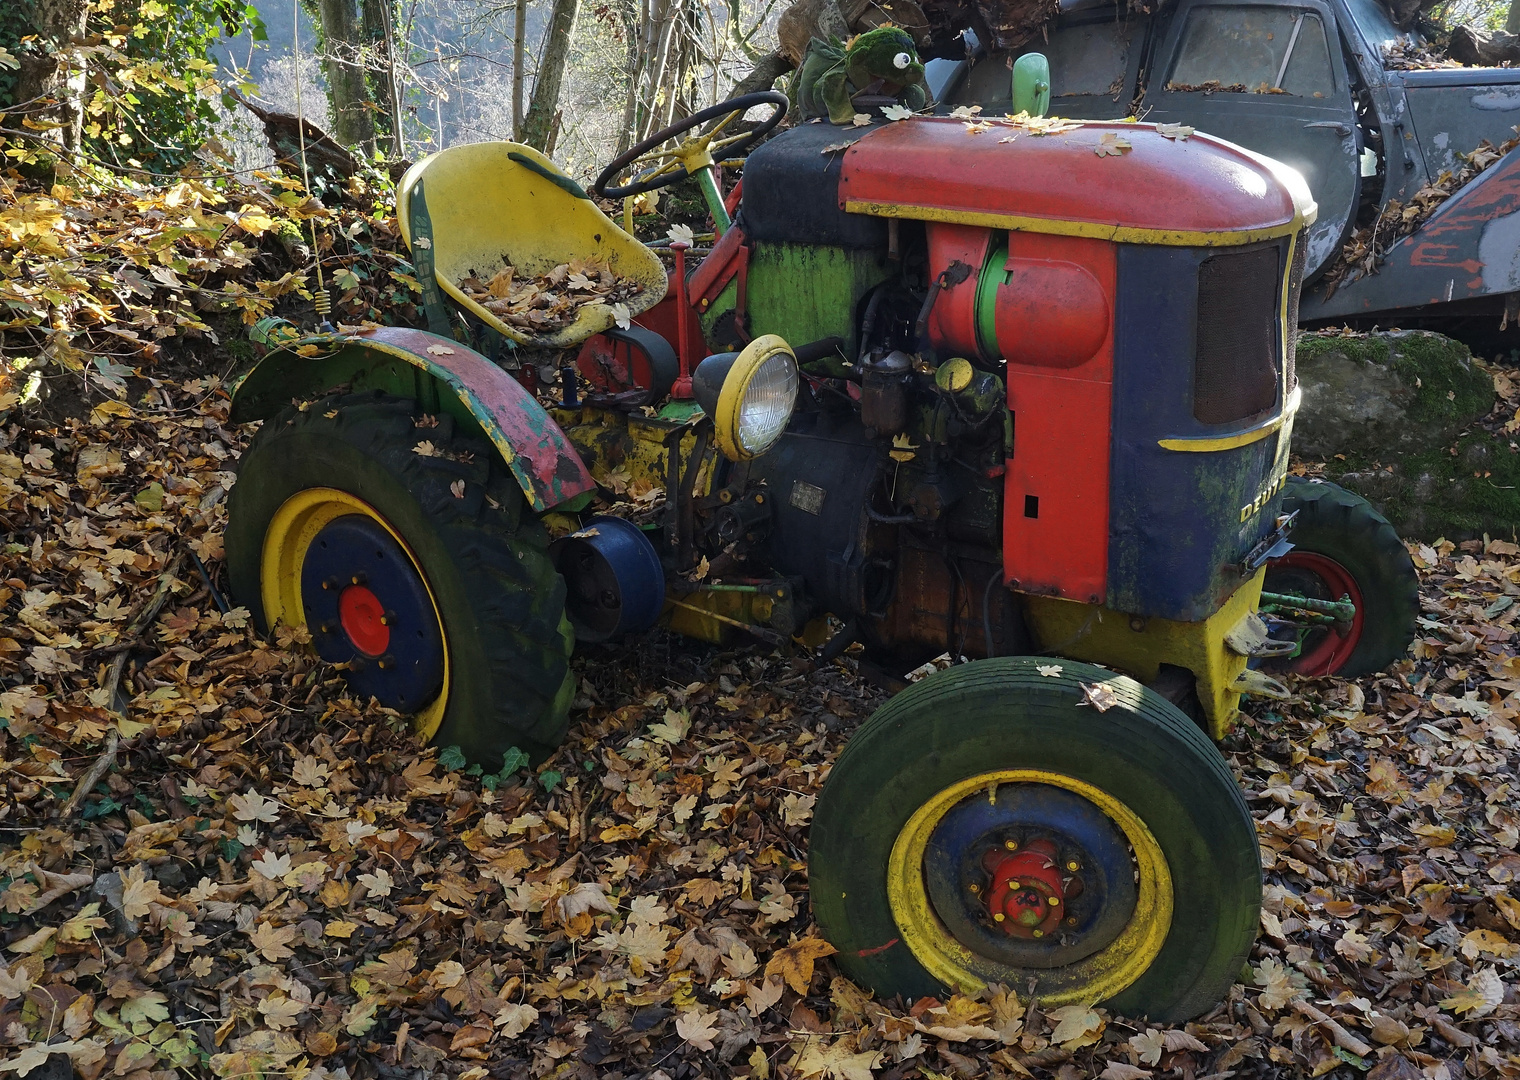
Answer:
xmin=539 ymin=769 xmax=564 ymax=793
xmin=480 ymin=746 xmax=532 ymax=790
xmin=0 ymin=0 xmax=263 ymax=173
xmin=83 ymin=0 xmax=263 ymax=172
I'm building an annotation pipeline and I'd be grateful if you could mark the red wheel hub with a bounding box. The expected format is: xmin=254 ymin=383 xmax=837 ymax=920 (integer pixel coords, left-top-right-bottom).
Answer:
xmin=338 ymin=584 xmax=391 ymax=656
xmin=1269 ymin=551 xmax=1363 ymax=676
xmin=981 ymin=838 xmax=1078 ymax=939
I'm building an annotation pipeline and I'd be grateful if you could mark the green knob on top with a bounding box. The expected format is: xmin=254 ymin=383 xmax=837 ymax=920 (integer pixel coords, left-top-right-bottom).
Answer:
xmin=1012 ymin=53 xmax=1051 ymax=118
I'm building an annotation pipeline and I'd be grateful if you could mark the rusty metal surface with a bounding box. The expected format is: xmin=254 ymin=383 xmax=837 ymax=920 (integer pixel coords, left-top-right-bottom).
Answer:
xmin=230 ymin=326 xmax=596 ymax=512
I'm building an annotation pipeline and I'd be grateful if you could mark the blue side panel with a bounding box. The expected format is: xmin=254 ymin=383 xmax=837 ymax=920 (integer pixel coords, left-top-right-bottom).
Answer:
xmin=1108 ymin=244 xmax=1289 ymax=622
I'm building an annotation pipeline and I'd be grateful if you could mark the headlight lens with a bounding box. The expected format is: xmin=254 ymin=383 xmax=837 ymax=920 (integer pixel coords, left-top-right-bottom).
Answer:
xmin=736 ymin=352 xmax=798 ymax=455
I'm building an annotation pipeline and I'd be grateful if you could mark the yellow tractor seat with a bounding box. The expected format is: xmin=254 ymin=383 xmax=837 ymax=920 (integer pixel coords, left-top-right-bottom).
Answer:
xmin=397 ymin=142 xmax=668 ymax=350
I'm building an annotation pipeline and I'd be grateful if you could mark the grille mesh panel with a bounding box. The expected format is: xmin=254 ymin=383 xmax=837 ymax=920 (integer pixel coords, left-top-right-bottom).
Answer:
xmin=1193 ymin=246 xmax=1281 ymax=425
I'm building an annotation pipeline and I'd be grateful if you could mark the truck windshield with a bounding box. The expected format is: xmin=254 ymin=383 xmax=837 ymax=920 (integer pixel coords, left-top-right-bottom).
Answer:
xmin=1167 ymin=6 xmax=1336 ymax=97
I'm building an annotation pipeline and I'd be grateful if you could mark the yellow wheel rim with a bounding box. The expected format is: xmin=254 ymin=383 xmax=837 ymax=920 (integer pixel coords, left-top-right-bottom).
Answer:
xmin=887 ymin=769 xmax=1173 ymax=1005
xmin=260 ymin=488 xmax=451 ymax=740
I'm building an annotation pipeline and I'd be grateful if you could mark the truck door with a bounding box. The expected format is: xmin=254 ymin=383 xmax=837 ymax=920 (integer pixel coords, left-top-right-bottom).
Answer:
xmin=1141 ymin=0 xmax=1361 ymax=279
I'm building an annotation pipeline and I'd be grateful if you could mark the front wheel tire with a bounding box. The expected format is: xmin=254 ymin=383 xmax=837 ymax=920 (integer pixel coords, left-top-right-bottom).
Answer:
xmin=810 ymin=657 xmax=1260 ymax=1023
xmin=1264 ymin=477 xmax=1419 ymax=678
xmin=226 ymin=391 xmax=575 ymax=764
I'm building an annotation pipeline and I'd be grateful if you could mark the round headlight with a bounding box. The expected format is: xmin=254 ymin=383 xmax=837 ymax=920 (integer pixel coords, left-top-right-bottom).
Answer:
xmin=713 ymin=335 xmax=798 ymax=460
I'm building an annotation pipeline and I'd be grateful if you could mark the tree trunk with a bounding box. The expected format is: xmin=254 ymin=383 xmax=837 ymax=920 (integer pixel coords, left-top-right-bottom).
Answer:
xmin=11 ymin=0 xmax=91 ymax=154
xmin=1507 ymin=0 xmax=1520 ymax=36
xmin=513 ymin=0 xmax=528 ymax=140
xmin=362 ymin=0 xmax=404 ymax=157
xmin=315 ymin=0 xmax=377 ymax=151
xmin=520 ymin=0 xmax=580 ymax=151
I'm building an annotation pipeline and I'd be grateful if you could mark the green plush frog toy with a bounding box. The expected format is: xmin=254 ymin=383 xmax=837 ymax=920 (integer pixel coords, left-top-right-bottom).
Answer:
xmin=794 ymin=26 xmax=928 ymax=125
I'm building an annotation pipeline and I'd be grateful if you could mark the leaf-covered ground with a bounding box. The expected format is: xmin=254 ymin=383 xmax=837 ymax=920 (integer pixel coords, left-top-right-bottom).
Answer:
xmin=7 ymin=167 xmax=1520 ymax=1080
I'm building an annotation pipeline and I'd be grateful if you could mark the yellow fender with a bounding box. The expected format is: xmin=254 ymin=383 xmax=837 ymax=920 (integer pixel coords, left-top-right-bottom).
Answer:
xmin=396 ymin=142 xmax=668 ymax=350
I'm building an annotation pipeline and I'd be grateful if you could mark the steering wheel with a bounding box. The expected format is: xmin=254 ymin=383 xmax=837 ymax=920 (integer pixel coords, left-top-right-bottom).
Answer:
xmin=593 ymin=91 xmax=789 ymax=200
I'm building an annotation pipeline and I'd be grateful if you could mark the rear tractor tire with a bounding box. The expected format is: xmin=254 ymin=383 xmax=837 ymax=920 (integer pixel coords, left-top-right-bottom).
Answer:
xmin=226 ymin=390 xmax=576 ymax=764
xmin=1264 ymin=477 xmax=1419 ymax=678
xmin=810 ymin=657 xmax=1261 ymax=1024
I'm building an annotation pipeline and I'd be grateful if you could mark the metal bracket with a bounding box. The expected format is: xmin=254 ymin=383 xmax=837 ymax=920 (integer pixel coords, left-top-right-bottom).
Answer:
xmin=1240 ymin=509 xmax=1298 ymax=573
xmin=1225 ymin=611 xmax=1299 ymax=658
xmin=1230 ymin=668 xmax=1291 ymax=700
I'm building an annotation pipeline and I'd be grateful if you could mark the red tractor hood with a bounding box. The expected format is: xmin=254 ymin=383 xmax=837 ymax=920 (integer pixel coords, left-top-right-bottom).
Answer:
xmin=838 ymin=117 xmax=1316 ymax=244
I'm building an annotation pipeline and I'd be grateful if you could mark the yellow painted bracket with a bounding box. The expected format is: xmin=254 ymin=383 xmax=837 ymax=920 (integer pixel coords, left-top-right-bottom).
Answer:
xmin=1022 ymin=570 xmax=1267 ymax=739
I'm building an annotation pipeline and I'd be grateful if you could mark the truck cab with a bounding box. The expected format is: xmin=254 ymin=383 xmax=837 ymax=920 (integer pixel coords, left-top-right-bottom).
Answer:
xmin=936 ymin=0 xmax=1520 ymax=326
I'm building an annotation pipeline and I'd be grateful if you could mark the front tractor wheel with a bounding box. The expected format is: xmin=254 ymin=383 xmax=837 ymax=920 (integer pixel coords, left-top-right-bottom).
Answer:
xmin=226 ymin=391 xmax=576 ymax=764
xmin=810 ymin=658 xmax=1260 ymax=1024
xmin=1263 ymin=477 xmax=1419 ymax=678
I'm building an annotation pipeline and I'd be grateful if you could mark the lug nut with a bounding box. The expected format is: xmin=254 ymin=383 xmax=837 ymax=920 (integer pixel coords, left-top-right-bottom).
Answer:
xmin=1004 ymin=840 xmax=1018 ymax=851
xmin=378 ymin=654 xmax=395 ymax=670
xmin=1032 ymin=929 xmax=1044 ymax=938
xmin=1066 ymin=860 xmax=1080 ymax=871
xmin=351 ymin=573 xmax=366 ymax=585
xmin=993 ymin=912 xmax=1005 ymax=922
xmin=1066 ymin=917 xmax=1077 ymax=925
xmin=1047 ymin=896 xmax=1059 ymax=907
xmin=968 ymin=883 xmax=980 ymax=895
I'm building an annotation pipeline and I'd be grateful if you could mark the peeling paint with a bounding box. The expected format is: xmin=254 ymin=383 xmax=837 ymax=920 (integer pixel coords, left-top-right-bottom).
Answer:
xmin=1479 ymin=209 xmax=1520 ymax=292
xmin=1472 ymin=89 xmax=1520 ymax=111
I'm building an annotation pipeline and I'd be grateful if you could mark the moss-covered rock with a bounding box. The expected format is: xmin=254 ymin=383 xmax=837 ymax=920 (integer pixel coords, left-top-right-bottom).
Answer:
xmin=1293 ymin=331 xmax=1517 ymax=541
xmin=1294 ymin=330 xmax=1495 ymax=459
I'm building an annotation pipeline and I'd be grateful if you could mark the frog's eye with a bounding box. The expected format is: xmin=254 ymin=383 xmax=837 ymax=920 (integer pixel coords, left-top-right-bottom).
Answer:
xmin=893 ymin=51 xmax=912 ymax=69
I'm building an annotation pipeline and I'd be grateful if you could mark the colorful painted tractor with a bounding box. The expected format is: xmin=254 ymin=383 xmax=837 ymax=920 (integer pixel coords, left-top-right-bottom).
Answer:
xmin=226 ymin=92 xmax=1419 ymax=1021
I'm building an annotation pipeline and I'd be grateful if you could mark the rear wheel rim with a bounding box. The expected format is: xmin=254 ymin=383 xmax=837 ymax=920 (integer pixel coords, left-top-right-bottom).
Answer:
xmin=260 ymin=488 xmax=451 ymax=739
xmin=1264 ymin=551 xmax=1364 ymax=676
xmin=887 ymin=769 xmax=1173 ymax=1004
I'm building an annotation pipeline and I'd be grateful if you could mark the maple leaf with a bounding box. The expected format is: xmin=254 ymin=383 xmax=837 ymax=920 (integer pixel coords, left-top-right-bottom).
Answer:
xmin=258 ymin=994 xmax=307 ymax=1030
xmin=558 ymin=882 xmax=616 ymax=920
xmin=1130 ymin=1029 xmax=1167 ymax=1065
xmin=677 ymin=1007 xmax=721 ymax=1051
xmin=1080 ymin=682 xmax=1121 ymax=711
xmin=344 ymin=998 xmax=379 ymax=1036
xmin=0 ymin=964 xmax=34 ymax=1001
xmin=1095 ymin=132 xmax=1132 ymax=157
xmin=746 ymin=974 xmax=786 ymax=1013
xmin=1037 ymin=664 xmax=1063 ymax=677
xmin=1101 ymin=1064 xmax=1152 ymax=1080
xmin=247 ymin=921 xmax=297 ymax=962
xmin=1155 ymin=122 xmax=1194 ymax=139
xmin=292 ymin=755 xmax=330 ymax=787
xmin=1048 ymin=1003 xmax=1105 ymax=1048
xmin=1253 ymin=957 xmax=1307 ymax=1011
xmin=851 ymin=113 xmax=872 ymax=127
xmin=667 ymin=223 xmax=696 ymax=246
xmin=121 ymin=991 xmax=169 ymax=1024
xmin=648 ymin=708 xmax=692 ymax=744
xmin=950 ymin=105 xmax=983 ymax=119
xmin=881 ymin=104 xmax=915 ymax=121
xmin=252 ymin=851 xmax=291 ymax=879
xmin=1439 ymin=966 xmax=1505 ymax=1017
xmin=426 ymin=344 xmax=455 ymax=355
xmin=793 ymin=1037 xmax=882 ymax=1080
xmin=495 ymin=1002 xmax=539 ymax=1038
xmin=627 ymin=894 xmax=670 ymax=926
xmin=359 ymin=868 xmax=394 ymax=897
xmin=119 ymin=863 xmax=164 ymax=920
xmin=765 ymin=936 xmax=837 ymax=994
xmin=228 ymin=789 xmax=280 ymax=823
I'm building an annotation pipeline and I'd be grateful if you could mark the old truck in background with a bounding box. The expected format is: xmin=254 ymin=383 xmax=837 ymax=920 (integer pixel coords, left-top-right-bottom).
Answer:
xmin=930 ymin=0 xmax=1520 ymax=338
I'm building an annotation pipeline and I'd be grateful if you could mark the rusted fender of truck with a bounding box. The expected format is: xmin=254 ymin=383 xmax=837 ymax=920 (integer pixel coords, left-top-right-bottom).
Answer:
xmin=230 ymin=325 xmax=596 ymax=512
xmin=1305 ymin=148 xmax=1520 ymax=320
